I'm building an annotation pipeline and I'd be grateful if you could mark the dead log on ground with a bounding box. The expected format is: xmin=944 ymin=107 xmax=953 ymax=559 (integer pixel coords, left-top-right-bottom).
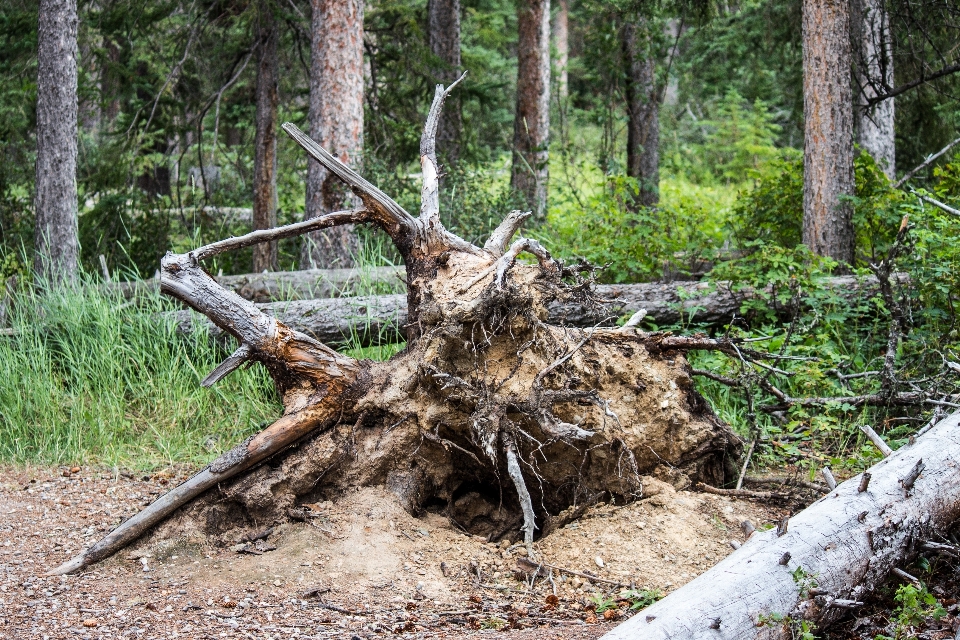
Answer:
xmin=603 ymin=410 xmax=960 ymax=640
xmin=113 ymin=265 xmax=405 ymax=302
xmin=170 ymin=274 xmax=899 ymax=349
xmin=50 ymin=78 xmax=740 ymax=575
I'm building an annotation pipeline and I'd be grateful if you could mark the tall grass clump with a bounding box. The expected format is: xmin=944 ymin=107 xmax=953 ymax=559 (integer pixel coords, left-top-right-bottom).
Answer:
xmin=0 ymin=272 xmax=281 ymax=469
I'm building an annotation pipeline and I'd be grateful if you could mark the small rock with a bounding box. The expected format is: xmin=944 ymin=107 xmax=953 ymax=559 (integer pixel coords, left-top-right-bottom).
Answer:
xmin=595 ymin=556 xmax=605 ymax=568
xmin=516 ymin=547 xmax=527 ymax=557
xmin=70 ymin=466 xmax=81 ymax=474
xmin=82 ymin=619 xmax=97 ymax=628
xmin=273 ymin=580 xmax=282 ymax=587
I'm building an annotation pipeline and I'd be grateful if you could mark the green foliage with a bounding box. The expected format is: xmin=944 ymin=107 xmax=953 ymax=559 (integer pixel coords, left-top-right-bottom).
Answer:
xmin=663 ymin=89 xmax=784 ymax=186
xmin=543 ymin=173 xmax=728 ymax=283
xmin=618 ymin=588 xmax=663 ymax=610
xmin=727 ymin=148 xmax=905 ymax=265
xmin=790 ymin=566 xmax=819 ymax=599
xmin=874 ymin=582 xmax=947 ymax=640
xmin=0 ymin=268 xmax=280 ymax=468
xmin=589 ymin=593 xmax=618 ymax=613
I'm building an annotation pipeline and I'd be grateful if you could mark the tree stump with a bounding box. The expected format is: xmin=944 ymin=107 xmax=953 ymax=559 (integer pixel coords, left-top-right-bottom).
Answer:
xmin=50 ymin=79 xmax=740 ymax=575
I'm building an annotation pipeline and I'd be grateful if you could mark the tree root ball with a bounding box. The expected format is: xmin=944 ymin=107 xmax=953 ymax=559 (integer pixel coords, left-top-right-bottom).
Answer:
xmin=157 ymin=254 xmax=741 ymax=547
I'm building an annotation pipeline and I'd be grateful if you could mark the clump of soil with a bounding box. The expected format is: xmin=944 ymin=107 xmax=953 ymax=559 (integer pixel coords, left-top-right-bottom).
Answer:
xmin=1 ymin=465 xmax=787 ymax=639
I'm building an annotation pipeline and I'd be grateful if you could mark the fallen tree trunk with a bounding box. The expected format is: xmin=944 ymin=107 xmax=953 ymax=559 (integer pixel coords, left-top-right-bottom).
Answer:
xmin=171 ymin=274 xmax=895 ymax=348
xmin=604 ymin=410 xmax=960 ymax=640
xmin=114 ymin=265 xmax=405 ymax=302
xmin=50 ymin=80 xmax=741 ymax=575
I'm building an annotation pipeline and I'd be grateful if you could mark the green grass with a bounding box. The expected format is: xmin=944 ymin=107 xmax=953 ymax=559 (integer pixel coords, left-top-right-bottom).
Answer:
xmin=0 ymin=276 xmax=281 ymax=469
xmin=0 ymin=254 xmax=409 ymax=469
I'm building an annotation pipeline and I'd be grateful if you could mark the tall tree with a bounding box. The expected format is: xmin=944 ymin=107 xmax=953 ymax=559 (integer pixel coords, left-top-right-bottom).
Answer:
xmin=252 ymin=0 xmax=279 ymax=273
xmin=553 ymin=0 xmax=569 ymax=100
xmin=622 ymin=18 xmax=659 ymax=207
xmin=301 ymin=0 xmax=364 ymax=269
xmin=512 ymin=0 xmax=551 ymax=220
xmin=428 ymin=0 xmax=462 ymax=164
xmin=802 ymin=0 xmax=855 ymax=264
xmin=34 ymin=0 xmax=79 ymax=284
xmin=853 ymin=0 xmax=895 ymax=179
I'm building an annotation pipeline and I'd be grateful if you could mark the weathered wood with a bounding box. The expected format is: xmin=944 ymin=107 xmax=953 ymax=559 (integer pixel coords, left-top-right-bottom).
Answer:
xmin=604 ymin=411 xmax=960 ymax=640
xmin=112 ymin=265 xmax=405 ymax=302
xmin=169 ymin=274 xmax=899 ymax=348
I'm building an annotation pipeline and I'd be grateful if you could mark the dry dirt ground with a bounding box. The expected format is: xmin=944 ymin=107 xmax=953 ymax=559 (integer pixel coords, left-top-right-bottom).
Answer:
xmin=0 ymin=465 xmax=788 ymax=640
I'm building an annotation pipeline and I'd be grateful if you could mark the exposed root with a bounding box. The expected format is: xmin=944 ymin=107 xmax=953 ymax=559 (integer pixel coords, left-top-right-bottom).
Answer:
xmin=503 ymin=430 xmax=537 ymax=557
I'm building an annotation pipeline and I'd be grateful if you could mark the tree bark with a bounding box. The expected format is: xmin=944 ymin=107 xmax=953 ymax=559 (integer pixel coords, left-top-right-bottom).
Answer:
xmin=623 ymin=19 xmax=660 ymax=208
xmin=301 ymin=0 xmax=364 ymax=269
xmin=553 ymin=0 xmax=569 ymax=101
xmin=428 ymin=0 xmax=462 ymax=165
xmin=50 ymin=101 xmax=740 ymax=575
xmin=512 ymin=0 xmax=551 ymax=221
xmin=604 ymin=410 xmax=960 ymax=639
xmin=853 ymin=0 xmax=895 ymax=179
xmin=252 ymin=0 xmax=279 ymax=273
xmin=34 ymin=0 xmax=79 ymax=285
xmin=802 ymin=0 xmax=856 ymax=265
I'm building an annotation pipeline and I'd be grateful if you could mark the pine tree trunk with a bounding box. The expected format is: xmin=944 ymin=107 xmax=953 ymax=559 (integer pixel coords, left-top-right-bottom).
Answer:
xmin=252 ymin=0 xmax=279 ymax=273
xmin=623 ymin=19 xmax=659 ymax=208
xmin=511 ymin=0 xmax=551 ymax=221
xmin=802 ymin=0 xmax=855 ymax=265
xmin=428 ymin=0 xmax=462 ymax=165
xmin=34 ymin=0 xmax=79 ymax=284
xmin=853 ymin=0 xmax=895 ymax=179
xmin=301 ymin=0 xmax=364 ymax=270
xmin=553 ymin=0 xmax=569 ymax=101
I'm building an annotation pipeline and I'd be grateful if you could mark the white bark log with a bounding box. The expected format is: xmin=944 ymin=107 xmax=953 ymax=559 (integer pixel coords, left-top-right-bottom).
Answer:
xmin=604 ymin=410 xmax=960 ymax=639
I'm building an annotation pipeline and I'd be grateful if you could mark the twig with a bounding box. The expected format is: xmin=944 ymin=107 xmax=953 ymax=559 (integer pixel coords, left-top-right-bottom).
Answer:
xmin=894 ymin=135 xmax=960 ymax=187
xmin=189 ymin=209 xmax=366 ymax=261
xmin=697 ymin=482 xmax=786 ymax=500
xmin=743 ymin=476 xmax=829 ymax=493
xmin=734 ymin=439 xmax=756 ymax=491
xmin=821 ymin=467 xmax=837 ymax=491
xmin=916 ymin=192 xmax=960 ymax=217
xmin=892 ymin=567 xmax=920 ymax=585
xmin=538 ymin=562 xmax=632 ymax=588
xmin=503 ymin=432 xmax=536 ymax=557
xmin=860 ymin=424 xmax=894 ymax=457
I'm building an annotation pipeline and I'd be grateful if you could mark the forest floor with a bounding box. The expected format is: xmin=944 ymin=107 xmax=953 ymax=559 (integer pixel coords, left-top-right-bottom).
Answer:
xmin=2 ymin=464 xmax=956 ymax=640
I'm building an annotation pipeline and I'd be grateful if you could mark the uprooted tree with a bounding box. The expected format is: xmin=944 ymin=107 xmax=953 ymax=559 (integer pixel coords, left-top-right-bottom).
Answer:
xmin=52 ymin=77 xmax=746 ymax=575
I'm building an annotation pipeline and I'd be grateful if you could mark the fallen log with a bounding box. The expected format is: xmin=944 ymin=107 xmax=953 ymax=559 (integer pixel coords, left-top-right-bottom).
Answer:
xmin=604 ymin=410 xmax=960 ymax=640
xmin=170 ymin=274 xmax=896 ymax=348
xmin=113 ymin=265 xmax=405 ymax=302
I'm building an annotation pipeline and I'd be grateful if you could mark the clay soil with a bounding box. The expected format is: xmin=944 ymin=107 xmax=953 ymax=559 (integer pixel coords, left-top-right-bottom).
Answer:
xmin=1 ymin=465 xmax=788 ymax=640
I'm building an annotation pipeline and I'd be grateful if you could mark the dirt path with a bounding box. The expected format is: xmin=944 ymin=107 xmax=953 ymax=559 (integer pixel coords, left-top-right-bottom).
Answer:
xmin=1 ymin=466 xmax=787 ymax=639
